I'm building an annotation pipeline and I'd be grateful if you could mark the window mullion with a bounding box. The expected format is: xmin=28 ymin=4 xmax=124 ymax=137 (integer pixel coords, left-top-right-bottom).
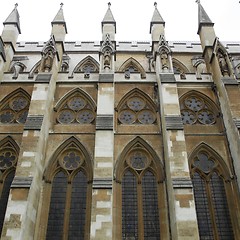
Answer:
xmin=138 ymin=179 xmax=144 ymax=240
xmin=206 ymin=179 xmax=219 ymax=240
xmin=63 ymin=180 xmax=72 ymax=240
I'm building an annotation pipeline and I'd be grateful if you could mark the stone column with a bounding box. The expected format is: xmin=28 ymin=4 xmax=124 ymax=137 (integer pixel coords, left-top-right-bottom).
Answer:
xmin=1 ymin=45 xmax=63 ymax=240
xmin=155 ymin=54 xmax=199 ymax=240
xmin=90 ymin=74 xmax=114 ymax=239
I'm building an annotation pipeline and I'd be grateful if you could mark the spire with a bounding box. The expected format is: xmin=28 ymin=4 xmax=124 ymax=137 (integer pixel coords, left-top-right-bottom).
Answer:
xmin=150 ymin=2 xmax=165 ymax=33
xmin=51 ymin=3 xmax=67 ymax=34
xmin=3 ymin=3 xmax=21 ymax=34
xmin=102 ymin=2 xmax=116 ymax=32
xmin=197 ymin=1 xmax=214 ymax=34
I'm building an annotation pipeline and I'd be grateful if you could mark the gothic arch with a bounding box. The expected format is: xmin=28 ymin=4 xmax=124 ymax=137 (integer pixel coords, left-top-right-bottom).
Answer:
xmin=28 ymin=60 xmax=41 ymax=78
xmin=116 ymin=88 xmax=158 ymax=125
xmin=113 ymin=136 xmax=168 ymax=239
xmin=179 ymin=90 xmax=220 ymax=125
xmin=0 ymin=88 xmax=31 ymax=124
xmin=54 ymin=88 xmax=96 ymax=112
xmin=71 ymin=56 xmax=99 ymax=76
xmin=172 ymin=58 xmax=190 ymax=78
xmin=117 ymin=88 xmax=157 ymax=111
xmin=0 ymin=136 xmax=20 ymax=180
xmin=118 ymin=57 xmax=146 ymax=79
xmin=114 ymin=136 xmax=164 ymax=182
xmin=54 ymin=88 xmax=96 ymax=125
xmin=0 ymin=136 xmax=20 ymax=235
xmin=38 ymin=136 xmax=93 ymax=239
xmin=0 ymin=88 xmax=31 ymax=104
xmin=188 ymin=142 xmax=236 ymax=239
xmin=44 ymin=136 xmax=93 ymax=182
xmin=188 ymin=142 xmax=232 ymax=180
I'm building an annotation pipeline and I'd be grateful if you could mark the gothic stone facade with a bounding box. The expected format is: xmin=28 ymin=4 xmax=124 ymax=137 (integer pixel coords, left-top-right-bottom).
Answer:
xmin=0 ymin=3 xmax=239 ymax=240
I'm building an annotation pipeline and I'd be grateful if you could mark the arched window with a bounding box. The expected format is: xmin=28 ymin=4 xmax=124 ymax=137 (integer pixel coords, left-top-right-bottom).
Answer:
xmin=118 ymin=58 xmax=146 ymax=79
xmin=0 ymin=89 xmax=30 ymax=125
xmin=71 ymin=56 xmax=99 ymax=78
xmin=180 ymin=91 xmax=218 ymax=125
xmin=54 ymin=88 xmax=96 ymax=125
xmin=0 ymin=137 xmax=19 ymax=235
xmin=38 ymin=137 xmax=92 ymax=239
xmin=116 ymin=88 xmax=157 ymax=125
xmin=190 ymin=144 xmax=235 ymax=239
xmin=114 ymin=137 xmax=168 ymax=239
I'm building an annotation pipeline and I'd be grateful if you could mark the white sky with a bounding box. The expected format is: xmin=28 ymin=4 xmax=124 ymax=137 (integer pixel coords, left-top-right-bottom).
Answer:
xmin=0 ymin=0 xmax=239 ymax=42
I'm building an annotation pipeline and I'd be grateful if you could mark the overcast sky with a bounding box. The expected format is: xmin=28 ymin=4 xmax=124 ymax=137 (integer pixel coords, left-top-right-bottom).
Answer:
xmin=0 ymin=0 xmax=239 ymax=42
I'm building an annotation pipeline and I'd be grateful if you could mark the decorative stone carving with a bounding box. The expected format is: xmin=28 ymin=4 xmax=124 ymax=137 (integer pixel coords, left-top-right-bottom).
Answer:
xmin=192 ymin=56 xmax=207 ymax=79
xmin=100 ymin=33 xmax=115 ymax=70
xmin=40 ymin=36 xmax=57 ymax=73
xmin=217 ymin=51 xmax=230 ymax=77
xmin=158 ymin=35 xmax=172 ymax=72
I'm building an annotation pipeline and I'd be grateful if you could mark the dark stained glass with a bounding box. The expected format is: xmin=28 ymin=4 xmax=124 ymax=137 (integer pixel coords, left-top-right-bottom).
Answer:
xmin=46 ymin=171 xmax=67 ymax=240
xmin=181 ymin=110 xmax=196 ymax=124
xmin=192 ymin=172 xmax=214 ymax=239
xmin=137 ymin=110 xmax=156 ymax=124
xmin=76 ymin=110 xmax=94 ymax=124
xmin=198 ymin=110 xmax=215 ymax=125
xmin=10 ymin=97 xmax=28 ymax=111
xmin=16 ymin=110 xmax=28 ymax=124
xmin=0 ymin=110 xmax=14 ymax=123
xmin=58 ymin=110 xmax=75 ymax=124
xmin=142 ymin=171 xmax=160 ymax=240
xmin=210 ymin=172 xmax=234 ymax=239
xmin=119 ymin=110 xmax=136 ymax=124
xmin=185 ymin=97 xmax=204 ymax=111
xmin=122 ymin=171 xmax=138 ymax=240
xmin=193 ymin=153 xmax=214 ymax=174
xmin=68 ymin=97 xmax=86 ymax=111
xmin=0 ymin=151 xmax=16 ymax=169
xmin=68 ymin=171 xmax=87 ymax=239
xmin=127 ymin=97 xmax=145 ymax=111
xmin=0 ymin=171 xmax=15 ymax=235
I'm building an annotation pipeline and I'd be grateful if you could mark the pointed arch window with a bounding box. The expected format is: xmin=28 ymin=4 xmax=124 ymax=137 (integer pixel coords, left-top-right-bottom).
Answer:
xmin=190 ymin=149 xmax=234 ymax=239
xmin=180 ymin=93 xmax=217 ymax=125
xmin=54 ymin=89 xmax=96 ymax=125
xmin=114 ymin=138 xmax=168 ymax=240
xmin=119 ymin=58 xmax=146 ymax=79
xmin=71 ymin=56 xmax=99 ymax=79
xmin=0 ymin=90 xmax=30 ymax=124
xmin=0 ymin=138 xmax=19 ymax=235
xmin=117 ymin=89 xmax=157 ymax=125
xmin=40 ymin=138 xmax=92 ymax=239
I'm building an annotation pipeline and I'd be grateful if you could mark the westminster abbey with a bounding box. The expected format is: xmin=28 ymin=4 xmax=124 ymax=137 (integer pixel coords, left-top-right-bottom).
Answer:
xmin=0 ymin=2 xmax=239 ymax=240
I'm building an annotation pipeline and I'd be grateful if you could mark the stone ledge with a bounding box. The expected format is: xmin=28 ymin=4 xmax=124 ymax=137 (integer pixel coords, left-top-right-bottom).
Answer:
xmin=93 ymin=178 xmax=112 ymax=189
xmin=24 ymin=115 xmax=44 ymax=130
xmin=11 ymin=176 xmax=33 ymax=188
xmin=172 ymin=178 xmax=193 ymax=188
xmin=165 ymin=115 xmax=184 ymax=130
xmin=96 ymin=115 xmax=113 ymax=130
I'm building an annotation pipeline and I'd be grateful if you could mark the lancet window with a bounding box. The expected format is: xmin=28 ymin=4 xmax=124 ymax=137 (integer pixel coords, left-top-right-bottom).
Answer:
xmin=190 ymin=146 xmax=235 ymax=239
xmin=0 ymin=137 xmax=19 ymax=235
xmin=39 ymin=138 xmax=92 ymax=239
xmin=114 ymin=138 xmax=168 ymax=240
